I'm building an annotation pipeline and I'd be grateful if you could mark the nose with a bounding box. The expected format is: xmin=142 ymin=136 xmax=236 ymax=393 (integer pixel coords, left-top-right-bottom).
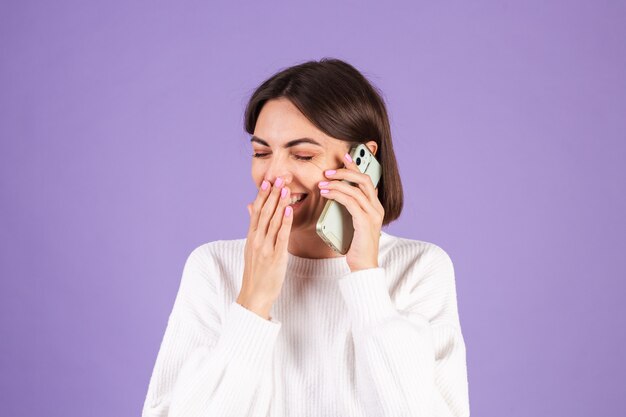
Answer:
xmin=263 ymin=155 xmax=293 ymax=186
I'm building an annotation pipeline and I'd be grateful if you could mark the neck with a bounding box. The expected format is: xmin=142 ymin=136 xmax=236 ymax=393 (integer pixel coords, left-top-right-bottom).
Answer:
xmin=287 ymin=227 xmax=345 ymax=259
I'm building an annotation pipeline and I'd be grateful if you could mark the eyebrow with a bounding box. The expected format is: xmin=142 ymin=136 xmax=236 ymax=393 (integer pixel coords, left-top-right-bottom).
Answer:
xmin=250 ymin=135 xmax=323 ymax=148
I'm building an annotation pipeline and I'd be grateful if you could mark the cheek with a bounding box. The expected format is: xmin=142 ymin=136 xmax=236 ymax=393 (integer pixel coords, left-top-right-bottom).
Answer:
xmin=295 ymin=166 xmax=322 ymax=184
xmin=251 ymin=163 xmax=264 ymax=182
xmin=250 ymin=162 xmax=265 ymax=178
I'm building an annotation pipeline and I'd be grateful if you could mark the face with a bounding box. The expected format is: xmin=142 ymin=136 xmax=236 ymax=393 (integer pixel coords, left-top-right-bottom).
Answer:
xmin=251 ymin=98 xmax=351 ymax=231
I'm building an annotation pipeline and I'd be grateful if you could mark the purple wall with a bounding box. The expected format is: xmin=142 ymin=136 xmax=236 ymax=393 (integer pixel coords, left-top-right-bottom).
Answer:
xmin=1 ymin=1 xmax=624 ymax=416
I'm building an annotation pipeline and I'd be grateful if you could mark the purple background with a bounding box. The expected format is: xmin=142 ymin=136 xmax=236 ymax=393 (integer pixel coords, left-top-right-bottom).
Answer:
xmin=1 ymin=1 xmax=624 ymax=416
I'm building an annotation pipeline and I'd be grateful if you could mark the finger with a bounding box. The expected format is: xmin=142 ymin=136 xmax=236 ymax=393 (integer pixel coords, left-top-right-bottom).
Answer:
xmin=319 ymin=179 xmax=374 ymax=216
xmin=267 ymin=186 xmax=290 ymax=244
xmin=275 ymin=203 xmax=293 ymax=254
xmin=324 ymin=165 xmax=378 ymax=204
xmin=257 ymin=177 xmax=284 ymax=235
xmin=320 ymin=188 xmax=367 ymax=222
xmin=249 ymin=180 xmax=271 ymax=232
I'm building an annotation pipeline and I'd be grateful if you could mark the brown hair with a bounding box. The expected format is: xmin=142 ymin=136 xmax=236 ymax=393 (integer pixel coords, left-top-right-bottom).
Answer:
xmin=243 ymin=58 xmax=403 ymax=226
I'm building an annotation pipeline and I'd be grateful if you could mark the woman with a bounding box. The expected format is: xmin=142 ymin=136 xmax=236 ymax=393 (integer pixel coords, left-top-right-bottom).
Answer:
xmin=142 ymin=58 xmax=470 ymax=417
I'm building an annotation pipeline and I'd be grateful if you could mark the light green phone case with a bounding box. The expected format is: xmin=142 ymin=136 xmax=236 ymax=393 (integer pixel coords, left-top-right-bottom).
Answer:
xmin=315 ymin=144 xmax=382 ymax=254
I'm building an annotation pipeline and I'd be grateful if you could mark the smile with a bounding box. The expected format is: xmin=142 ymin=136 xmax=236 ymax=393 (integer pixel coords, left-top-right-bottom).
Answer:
xmin=289 ymin=193 xmax=308 ymax=205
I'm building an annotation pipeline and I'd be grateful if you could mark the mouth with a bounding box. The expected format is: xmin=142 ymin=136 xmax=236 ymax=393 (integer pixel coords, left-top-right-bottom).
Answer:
xmin=289 ymin=193 xmax=308 ymax=208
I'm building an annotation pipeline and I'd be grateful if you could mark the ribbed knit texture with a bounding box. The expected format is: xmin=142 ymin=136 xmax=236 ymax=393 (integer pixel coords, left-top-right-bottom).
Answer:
xmin=141 ymin=231 xmax=470 ymax=417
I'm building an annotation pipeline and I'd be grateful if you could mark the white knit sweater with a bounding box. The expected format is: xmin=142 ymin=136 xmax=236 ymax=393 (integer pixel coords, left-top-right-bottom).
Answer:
xmin=141 ymin=231 xmax=470 ymax=417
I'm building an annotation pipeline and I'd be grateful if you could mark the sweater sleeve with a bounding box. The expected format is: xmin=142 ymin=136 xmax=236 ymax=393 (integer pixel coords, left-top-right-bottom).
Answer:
xmin=337 ymin=245 xmax=470 ymax=417
xmin=141 ymin=245 xmax=282 ymax=417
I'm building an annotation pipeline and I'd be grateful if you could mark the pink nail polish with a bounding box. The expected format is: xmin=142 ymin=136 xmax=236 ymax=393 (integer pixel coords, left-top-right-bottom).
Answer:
xmin=344 ymin=153 xmax=353 ymax=163
xmin=319 ymin=181 xmax=329 ymax=187
xmin=285 ymin=206 xmax=293 ymax=217
xmin=325 ymin=170 xmax=336 ymax=176
xmin=281 ymin=187 xmax=288 ymax=198
xmin=261 ymin=180 xmax=269 ymax=190
xmin=275 ymin=177 xmax=284 ymax=188
xmin=320 ymin=189 xmax=330 ymax=194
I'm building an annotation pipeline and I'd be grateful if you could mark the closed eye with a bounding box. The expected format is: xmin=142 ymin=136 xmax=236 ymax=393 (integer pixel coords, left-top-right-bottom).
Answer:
xmin=252 ymin=153 xmax=314 ymax=161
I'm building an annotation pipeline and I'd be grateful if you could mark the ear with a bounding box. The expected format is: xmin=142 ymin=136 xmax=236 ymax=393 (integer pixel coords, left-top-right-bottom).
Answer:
xmin=365 ymin=140 xmax=378 ymax=156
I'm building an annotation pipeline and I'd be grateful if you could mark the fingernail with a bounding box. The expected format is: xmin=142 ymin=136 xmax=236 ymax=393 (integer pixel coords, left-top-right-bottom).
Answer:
xmin=319 ymin=181 xmax=329 ymax=187
xmin=320 ymin=189 xmax=330 ymax=194
xmin=281 ymin=187 xmax=288 ymax=199
xmin=325 ymin=170 xmax=336 ymax=176
xmin=261 ymin=180 xmax=269 ymax=191
xmin=285 ymin=206 xmax=293 ymax=217
xmin=344 ymin=153 xmax=352 ymax=163
xmin=275 ymin=177 xmax=284 ymax=188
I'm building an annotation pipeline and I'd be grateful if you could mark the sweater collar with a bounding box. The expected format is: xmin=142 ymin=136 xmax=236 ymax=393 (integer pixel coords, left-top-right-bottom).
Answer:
xmin=286 ymin=231 xmax=390 ymax=279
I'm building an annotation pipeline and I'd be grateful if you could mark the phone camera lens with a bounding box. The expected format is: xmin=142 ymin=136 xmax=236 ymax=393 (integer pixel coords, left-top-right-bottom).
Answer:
xmin=360 ymin=149 xmax=365 ymax=157
xmin=356 ymin=157 xmax=361 ymax=165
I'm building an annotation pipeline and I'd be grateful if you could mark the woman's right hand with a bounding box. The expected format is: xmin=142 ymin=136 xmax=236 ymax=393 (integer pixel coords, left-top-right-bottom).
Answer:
xmin=237 ymin=177 xmax=294 ymax=320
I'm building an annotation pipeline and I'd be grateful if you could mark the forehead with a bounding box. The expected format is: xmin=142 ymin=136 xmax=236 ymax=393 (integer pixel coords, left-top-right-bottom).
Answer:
xmin=253 ymin=98 xmax=337 ymax=147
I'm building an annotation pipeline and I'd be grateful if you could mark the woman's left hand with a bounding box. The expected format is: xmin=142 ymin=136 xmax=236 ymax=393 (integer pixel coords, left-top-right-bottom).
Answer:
xmin=319 ymin=152 xmax=385 ymax=272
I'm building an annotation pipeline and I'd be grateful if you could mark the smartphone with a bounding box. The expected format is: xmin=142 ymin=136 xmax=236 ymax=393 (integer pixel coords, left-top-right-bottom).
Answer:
xmin=315 ymin=143 xmax=382 ymax=255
